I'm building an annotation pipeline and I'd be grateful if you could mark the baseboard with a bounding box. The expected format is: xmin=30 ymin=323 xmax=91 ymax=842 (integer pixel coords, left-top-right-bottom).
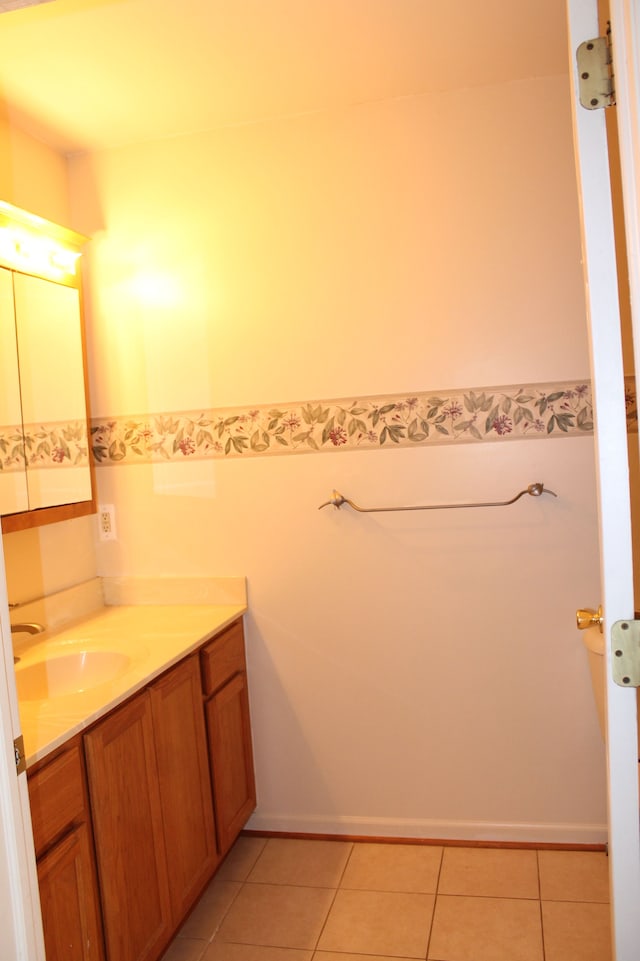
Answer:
xmin=244 ymin=812 xmax=608 ymax=847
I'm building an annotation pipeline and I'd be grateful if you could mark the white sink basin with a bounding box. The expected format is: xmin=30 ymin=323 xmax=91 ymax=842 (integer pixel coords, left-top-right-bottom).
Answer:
xmin=16 ymin=649 xmax=132 ymax=701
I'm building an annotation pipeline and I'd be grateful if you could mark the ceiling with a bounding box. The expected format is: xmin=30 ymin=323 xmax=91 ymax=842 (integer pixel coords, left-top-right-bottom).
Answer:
xmin=0 ymin=0 xmax=570 ymax=154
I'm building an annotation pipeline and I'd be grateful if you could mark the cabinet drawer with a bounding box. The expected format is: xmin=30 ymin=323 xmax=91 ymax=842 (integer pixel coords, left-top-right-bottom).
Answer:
xmin=28 ymin=743 xmax=86 ymax=856
xmin=201 ymin=619 xmax=246 ymax=695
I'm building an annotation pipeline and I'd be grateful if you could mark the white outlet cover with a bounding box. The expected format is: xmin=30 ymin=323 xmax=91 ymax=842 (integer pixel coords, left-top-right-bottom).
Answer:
xmin=98 ymin=504 xmax=117 ymax=541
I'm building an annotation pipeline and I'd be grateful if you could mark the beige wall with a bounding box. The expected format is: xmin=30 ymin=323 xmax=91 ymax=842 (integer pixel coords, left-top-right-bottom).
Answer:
xmin=67 ymin=73 xmax=605 ymax=841
xmin=73 ymin=75 xmax=589 ymax=416
xmin=0 ymin=111 xmax=97 ymax=604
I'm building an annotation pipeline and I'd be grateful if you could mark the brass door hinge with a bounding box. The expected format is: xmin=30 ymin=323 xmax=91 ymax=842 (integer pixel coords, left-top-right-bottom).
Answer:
xmin=611 ymin=618 xmax=640 ymax=687
xmin=576 ymin=34 xmax=615 ymax=109
xmin=13 ymin=735 xmax=25 ymax=776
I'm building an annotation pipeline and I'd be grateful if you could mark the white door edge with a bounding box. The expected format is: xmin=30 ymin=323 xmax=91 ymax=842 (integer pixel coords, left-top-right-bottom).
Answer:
xmin=0 ymin=537 xmax=44 ymax=959
xmin=567 ymin=1 xmax=640 ymax=958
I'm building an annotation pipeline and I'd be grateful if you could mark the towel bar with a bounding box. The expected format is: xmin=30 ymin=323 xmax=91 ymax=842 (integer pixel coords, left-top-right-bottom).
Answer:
xmin=318 ymin=482 xmax=557 ymax=513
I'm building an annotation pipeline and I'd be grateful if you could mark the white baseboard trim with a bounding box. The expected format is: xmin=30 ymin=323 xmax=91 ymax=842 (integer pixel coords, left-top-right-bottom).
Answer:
xmin=244 ymin=812 xmax=608 ymax=846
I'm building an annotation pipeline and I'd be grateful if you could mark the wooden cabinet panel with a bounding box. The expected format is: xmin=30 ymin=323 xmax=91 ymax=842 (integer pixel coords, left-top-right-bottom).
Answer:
xmin=84 ymin=693 xmax=172 ymax=961
xmin=206 ymin=671 xmax=256 ymax=856
xmin=149 ymin=656 xmax=218 ymax=921
xmin=28 ymin=743 xmax=85 ymax=856
xmin=28 ymin=739 xmax=104 ymax=961
xmin=37 ymin=823 xmax=104 ymax=961
xmin=201 ymin=619 xmax=246 ymax=694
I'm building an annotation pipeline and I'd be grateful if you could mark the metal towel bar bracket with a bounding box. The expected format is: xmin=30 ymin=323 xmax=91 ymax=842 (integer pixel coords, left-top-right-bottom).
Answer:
xmin=318 ymin=482 xmax=558 ymax=513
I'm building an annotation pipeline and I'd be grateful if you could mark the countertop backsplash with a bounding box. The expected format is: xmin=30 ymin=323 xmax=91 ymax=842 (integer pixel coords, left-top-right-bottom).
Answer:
xmin=9 ymin=575 xmax=247 ymax=657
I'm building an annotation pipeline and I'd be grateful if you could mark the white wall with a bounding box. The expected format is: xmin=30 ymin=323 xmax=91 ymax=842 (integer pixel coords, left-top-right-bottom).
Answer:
xmin=69 ymin=72 xmax=606 ymax=840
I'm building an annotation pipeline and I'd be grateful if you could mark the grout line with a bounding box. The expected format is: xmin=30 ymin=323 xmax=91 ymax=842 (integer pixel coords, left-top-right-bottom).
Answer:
xmin=206 ymin=880 xmax=244 ymax=946
xmin=309 ymin=842 xmax=355 ymax=953
xmin=536 ymin=849 xmax=547 ymax=961
xmin=336 ymin=840 xmax=356 ymax=887
xmin=423 ymin=845 xmax=444 ymax=961
xmin=243 ymin=834 xmax=270 ymax=882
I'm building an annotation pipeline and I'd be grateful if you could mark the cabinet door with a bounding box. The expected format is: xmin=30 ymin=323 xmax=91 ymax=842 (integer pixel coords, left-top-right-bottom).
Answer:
xmin=12 ymin=272 xmax=92 ymax=510
xmin=37 ymin=824 xmax=104 ymax=961
xmin=205 ymin=671 xmax=256 ymax=856
xmin=0 ymin=266 xmax=27 ymax=513
xmin=84 ymin=693 xmax=172 ymax=961
xmin=150 ymin=656 xmax=218 ymax=921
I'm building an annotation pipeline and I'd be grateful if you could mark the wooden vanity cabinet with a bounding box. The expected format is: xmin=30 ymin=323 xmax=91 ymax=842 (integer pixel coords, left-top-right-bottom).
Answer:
xmin=29 ymin=616 xmax=253 ymax=961
xmin=84 ymin=692 xmax=172 ymax=961
xmin=149 ymin=654 xmax=218 ymax=917
xmin=28 ymin=740 xmax=104 ymax=961
xmin=201 ymin=619 xmax=256 ymax=856
xmin=84 ymin=655 xmax=218 ymax=961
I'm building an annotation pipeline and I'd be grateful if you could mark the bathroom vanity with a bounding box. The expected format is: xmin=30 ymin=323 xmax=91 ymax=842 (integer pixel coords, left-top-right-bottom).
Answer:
xmin=20 ymin=605 xmax=254 ymax=961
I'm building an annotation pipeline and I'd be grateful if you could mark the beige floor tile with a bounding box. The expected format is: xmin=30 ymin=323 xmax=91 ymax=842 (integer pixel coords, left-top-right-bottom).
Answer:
xmin=204 ymin=943 xmax=313 ymax=961
xmin=216 ymin=836 xmax=269 ymax=881
xmin=317 ymin=889 xmax=434 ymax=958
xmin=542 ymin=900 xmax=612 ymax=961
xmin=248 ymin=838 xmax=352 ymax=887
xmin=438 ymin=847 xmax=539 ymax=899
xmin=216 ymin=882 xmax=335 ymax=950
xmin=160 ymin=939 xmax=207 ymax=961
xmin=538 ymin=851 xmax=609 ymax=902
xmin=177 ymin=880 xmax=242 ymax=940
xmin=428 ymin=894 xmax=543 ymax=961
xmin=341 ymin=842 xmax=442 ymax=893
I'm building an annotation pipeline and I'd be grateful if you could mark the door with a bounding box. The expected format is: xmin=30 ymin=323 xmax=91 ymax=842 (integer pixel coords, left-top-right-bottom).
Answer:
xmin=205 ymin=671 xmax=256 ymax=857
xmin=37 ymin=824 xmax=104 ymax=961
xmin=567 ymin=0 xmax=640 ymax=957
xmin=84 ymin=692 xmax=173 ymax=961
xmin=0 ymin=537 xmax=45 ymax=958
xmin=149 ymin=656 xmax=218 ymax=920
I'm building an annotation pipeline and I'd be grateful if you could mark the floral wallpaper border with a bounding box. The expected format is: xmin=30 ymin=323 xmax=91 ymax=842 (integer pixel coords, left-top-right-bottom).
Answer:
xmin=0 ymin=420 xmax=89 ymax=475
xmin=85 ymin=378 xmax=638 ymax=467
xmin=0 ymin=380 xmax=635 ymax=473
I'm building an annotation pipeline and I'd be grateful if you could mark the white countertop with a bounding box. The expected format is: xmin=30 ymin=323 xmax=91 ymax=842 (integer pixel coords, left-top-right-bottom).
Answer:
xmin=17 ymin=602 xmax=246 ymax=767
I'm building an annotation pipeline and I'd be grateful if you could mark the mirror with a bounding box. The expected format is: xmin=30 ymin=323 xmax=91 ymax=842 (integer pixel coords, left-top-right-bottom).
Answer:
xmin=0 ymin=268 xmax=28 ymax=515
xmin=0 ymin=202 xmax=94 ymax=531
xmin=13 ymin=274 xmax=92 ymax=511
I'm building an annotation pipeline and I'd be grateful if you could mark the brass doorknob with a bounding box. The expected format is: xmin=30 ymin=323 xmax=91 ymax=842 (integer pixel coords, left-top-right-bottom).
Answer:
xmin=576 ymin=605 xmax=603 ymax=632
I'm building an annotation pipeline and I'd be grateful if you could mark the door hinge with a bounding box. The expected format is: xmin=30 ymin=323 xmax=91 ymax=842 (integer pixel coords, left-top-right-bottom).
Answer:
xmin=576 ymin=34 xmax=615 ymax=110
xmin=13 ymin=735 xmax=25 ymax=776
xmin=611 ymin=618 xmax=640 ymax=687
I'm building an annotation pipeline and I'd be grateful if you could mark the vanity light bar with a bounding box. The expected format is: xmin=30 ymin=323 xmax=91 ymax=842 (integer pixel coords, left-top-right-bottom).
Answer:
xmin=0 ymin=200 xmax=87 ymax=283
xmin=0 ymin=226 xmax=80 ymax=280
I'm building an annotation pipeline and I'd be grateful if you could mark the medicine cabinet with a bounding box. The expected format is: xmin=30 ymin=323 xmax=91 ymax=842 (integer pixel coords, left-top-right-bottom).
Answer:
xmin=0 ymin=201 xmax=95 ymax=532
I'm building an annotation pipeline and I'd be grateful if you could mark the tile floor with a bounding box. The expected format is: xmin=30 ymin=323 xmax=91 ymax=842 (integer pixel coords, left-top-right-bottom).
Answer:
xmin=160 ymin=835 xmax=611 ymax=961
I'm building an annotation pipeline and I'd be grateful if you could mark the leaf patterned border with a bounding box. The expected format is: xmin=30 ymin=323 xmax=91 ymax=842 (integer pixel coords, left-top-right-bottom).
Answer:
xmin=0 ymin=420 xmax=89 ymax=474
xmin=87 ymin=378 xmax=638 ymax=466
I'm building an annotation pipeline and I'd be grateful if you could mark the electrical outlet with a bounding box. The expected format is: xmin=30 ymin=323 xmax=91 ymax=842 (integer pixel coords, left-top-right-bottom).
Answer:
xmin=98 ymin=504 xmax=117 ymax=542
